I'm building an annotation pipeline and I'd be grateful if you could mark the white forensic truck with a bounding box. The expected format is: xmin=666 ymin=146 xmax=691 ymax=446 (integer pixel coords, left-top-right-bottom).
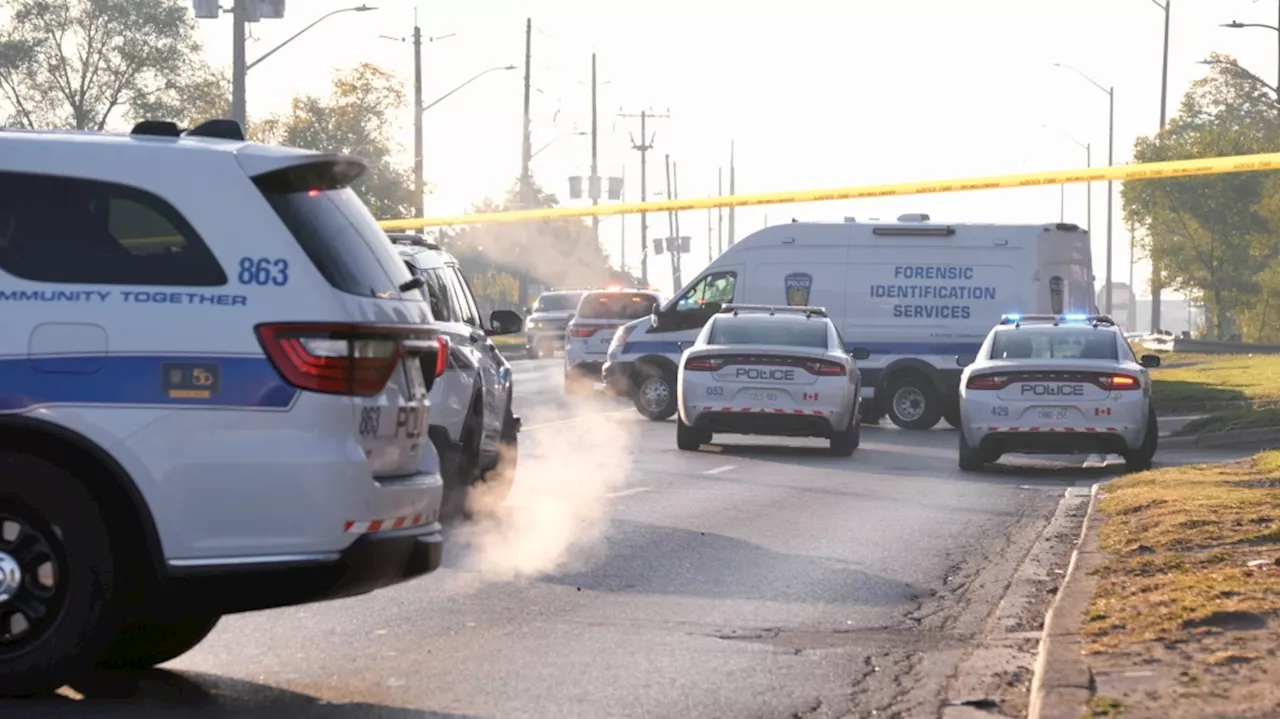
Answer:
xmin=602 ymin=215 xmax=1097 ymax=430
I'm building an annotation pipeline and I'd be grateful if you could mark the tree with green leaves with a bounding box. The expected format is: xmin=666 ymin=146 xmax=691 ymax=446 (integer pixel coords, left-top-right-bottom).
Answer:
xmin=1122 ymin=53 xmax=1280 ymax=339
xmin=0 ymin=0 xmax=204 ymax=130
xmin=253 ymin=62 xmax=415 ymax=220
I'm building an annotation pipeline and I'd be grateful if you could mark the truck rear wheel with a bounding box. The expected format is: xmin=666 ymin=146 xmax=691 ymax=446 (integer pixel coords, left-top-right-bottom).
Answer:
xmin=884 ymin=375 xmax=942 ymax=430
xmin=633 ymin=364 xmax=678 ymax=421
xmin=0 ymin=453 xmax=127 ymax=697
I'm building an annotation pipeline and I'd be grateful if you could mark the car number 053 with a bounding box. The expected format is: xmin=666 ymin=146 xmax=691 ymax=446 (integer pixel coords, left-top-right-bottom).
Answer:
xmin=705 ymin=386 xmax=724 ymax=396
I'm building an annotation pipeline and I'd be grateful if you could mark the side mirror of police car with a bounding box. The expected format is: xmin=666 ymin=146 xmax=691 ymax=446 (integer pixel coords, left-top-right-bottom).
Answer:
xmin=1139 ymin=354 xmax=1161 ymax=368
xmin=956 ymin=355 xmax=976 ymax=367
xmin=488 ymin=309 xmax=524 ymax=335
xmin=849 ymin=347 xmax=871 ymax=360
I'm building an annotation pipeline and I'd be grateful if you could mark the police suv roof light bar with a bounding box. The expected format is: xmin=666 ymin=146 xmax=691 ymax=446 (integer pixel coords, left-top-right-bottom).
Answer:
xmin=721 ymin=304 xmax=828 ymax=317
xmin=998 ymin=314 xmax=1116 ymax=328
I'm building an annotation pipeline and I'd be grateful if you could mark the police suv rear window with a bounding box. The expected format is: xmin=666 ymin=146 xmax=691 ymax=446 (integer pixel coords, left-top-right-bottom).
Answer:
xmin=991 ymin=328 xmax=1118 ymax=360
xmin=708 ymin=317 xmax=829 ymax=348
xmin=254 ymin=163 xmax=420 ymax=302
xmin=577 ymin=292 xmax=658 ymax=320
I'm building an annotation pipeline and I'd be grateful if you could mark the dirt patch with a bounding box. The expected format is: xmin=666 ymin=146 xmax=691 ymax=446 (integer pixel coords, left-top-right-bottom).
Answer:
xmin=1079 ymin=452 xmax=1280 ymax=717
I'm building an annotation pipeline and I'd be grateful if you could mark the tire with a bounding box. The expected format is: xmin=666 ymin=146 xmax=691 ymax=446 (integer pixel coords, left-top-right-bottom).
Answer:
xmin=471 ymin=408 xmax=519 ymax=517
xmin=676 ymin=417 xmax=709 ymax=451
xmin=829 ymin=415 xmax=860 ymax=456
xmin=1123 ymin=408 xmax=1159 ymax=473
xmin=0 ymin=453 xmax=129 ymax=697
xmin=885 ymin=374 xmax=942 ymax=430
xmin=96 ymin=613 xmax=221 ymax=670
xmin=958 ymin=430 xmax=987 ymax=471
xmin=632 ymin=364 xmax=678 ymax=421
xmin=441 ymin=397 xmax=484 ymax=521
xmin=943 ymin=403 xmax=962 ymax=429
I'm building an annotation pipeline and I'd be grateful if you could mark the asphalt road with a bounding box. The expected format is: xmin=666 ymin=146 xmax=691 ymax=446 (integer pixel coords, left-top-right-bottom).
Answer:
xmin=4 ymin=358 xmax=1249 ymax=719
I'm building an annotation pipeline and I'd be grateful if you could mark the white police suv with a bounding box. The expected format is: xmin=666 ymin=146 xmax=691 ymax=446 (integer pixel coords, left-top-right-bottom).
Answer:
xmin=391 ymin=233 xmax=524 ymax=518
xmin=564 ymin=288 xmax=663 ymax=395
xmin=956 ymin=314 xmax=1162 ymax=472
xmin=0 ymin=119 xmax=446 ymax=694
xmin=675 ymin=305 xmax=867 ymax=455
xmin=524 ymin=290 xmax=584 ymax=358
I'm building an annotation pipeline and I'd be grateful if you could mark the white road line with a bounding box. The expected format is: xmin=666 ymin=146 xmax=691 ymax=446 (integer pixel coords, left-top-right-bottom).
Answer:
xmin=605 ymin=487 xmax=651 ymax=498
xmin=703 ymin=464 xmax=736 ymax=475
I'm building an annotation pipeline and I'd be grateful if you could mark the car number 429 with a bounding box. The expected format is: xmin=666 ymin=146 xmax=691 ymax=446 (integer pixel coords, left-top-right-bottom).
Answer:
xmin=991 ymin=406 xmax=1009 ymax=417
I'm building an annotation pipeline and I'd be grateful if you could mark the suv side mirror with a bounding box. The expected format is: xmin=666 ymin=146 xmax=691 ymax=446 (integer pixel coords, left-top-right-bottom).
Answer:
xmin=1140 ymin=354 xmax=1161 ymax=368
xmin=849 ymin=347 xmax=871 ymax=360
xmin=956 ymin=355 xmax=976 ymax=367
xmin=488 ymin=309 xmax=523 ymax=335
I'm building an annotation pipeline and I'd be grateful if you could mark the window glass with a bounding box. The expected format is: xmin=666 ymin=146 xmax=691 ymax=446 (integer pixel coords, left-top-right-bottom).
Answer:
xmin=577 ymin=292 xmax=659 ymax=320
xmin=990 ymin=328 xmax=1118 ymax=360
xmin=533 ymin=292 xmax=582 ymax=312
xmin=0 ymin=171 xmax=226 ymax=285
xmin=448 ymin=266 xmax=481 ymax=327
xmin=415 ymin=263 xmax=450 ymax=321
xmin=708 ymin=317 xmax=830 ymax=348
xmin=675 ymin=272 xmax=736 ymax=311
xmin=426 ymin=268 xmax=462 ymax=322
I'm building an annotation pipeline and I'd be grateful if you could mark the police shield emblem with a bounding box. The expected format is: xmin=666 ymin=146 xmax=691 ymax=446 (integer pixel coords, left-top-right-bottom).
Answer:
xmin=784 ymin=272 xmax=813 ymax=306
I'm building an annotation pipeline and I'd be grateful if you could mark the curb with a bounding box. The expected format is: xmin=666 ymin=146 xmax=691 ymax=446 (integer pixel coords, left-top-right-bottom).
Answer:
xmin=1027 ymin=483 xmax=1103 ymax=719
xmin=1159 ymin=426 xmax=1280 ymax=450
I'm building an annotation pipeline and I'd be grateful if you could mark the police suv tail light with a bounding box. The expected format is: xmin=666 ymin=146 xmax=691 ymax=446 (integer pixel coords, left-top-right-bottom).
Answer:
xmin=684 ymin=356 xmax=725 ymax=371
xmin=433 ymin=336 xmax=450 ymax=378
xmin=256 ymin=323 xmax=411 ymax=396
xmin=1095 ymin=373 xmax=1140 ymax=390
xmin=967 ymin=374 xmax=1010 ymax=390
xmin=568 ymin=325 xmax=596 ymax=338
xmin=804 ymin=360 xmax=846 ymax=376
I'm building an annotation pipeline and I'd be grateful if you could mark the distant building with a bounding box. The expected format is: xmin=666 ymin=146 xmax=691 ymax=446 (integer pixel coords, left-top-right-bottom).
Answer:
xmin=1097 ymin=282 xmax=1202 ymax=334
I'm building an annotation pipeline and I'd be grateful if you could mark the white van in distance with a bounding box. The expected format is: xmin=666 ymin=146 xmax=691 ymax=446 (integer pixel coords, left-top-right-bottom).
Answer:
xmin=602 ymin=215 xmax=1097 ymax=429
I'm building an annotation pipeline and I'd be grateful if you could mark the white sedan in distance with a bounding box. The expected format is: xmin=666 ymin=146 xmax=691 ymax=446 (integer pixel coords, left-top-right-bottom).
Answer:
xmin=676 ymin=304 xmax=868 ymax=455
xmin=956 ymin=314 xmax=1162 ymax=472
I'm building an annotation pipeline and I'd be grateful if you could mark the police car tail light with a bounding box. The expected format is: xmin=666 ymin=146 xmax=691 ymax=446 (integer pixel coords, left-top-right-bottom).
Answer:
xmin=432 ymin=336 xmax=450 ymax=378
xmin=568 ymin=325 xmax=597 ymax=338
xmin=967 ymin=374 xmax=1011 ymax=390
xmin=684 ymin=356 xmax=725 ymax=371
xmin=256 ymin=323 xmax=405 ymax=397
xmin=804 ymin=360 xmax=846 ymax=376
xmin=1095 ymin=373 xmax=1140 ymax=390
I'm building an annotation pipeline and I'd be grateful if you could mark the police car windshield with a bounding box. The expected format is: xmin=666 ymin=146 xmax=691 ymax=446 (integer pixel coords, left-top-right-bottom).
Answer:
xmin=577 ymin=292 xmax=658 ymax=320
xmin=534 ymin=293 xmax=582 ymax=312
xmin=990 ymin=328 xmax=1118 ymax=360
xmin=709 ymin=317 xmax=829 ymax=348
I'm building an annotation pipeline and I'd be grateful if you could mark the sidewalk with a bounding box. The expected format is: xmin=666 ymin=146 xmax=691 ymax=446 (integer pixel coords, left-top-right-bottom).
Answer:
xmin=1029 ymin=453 xmax=1280 ymax=719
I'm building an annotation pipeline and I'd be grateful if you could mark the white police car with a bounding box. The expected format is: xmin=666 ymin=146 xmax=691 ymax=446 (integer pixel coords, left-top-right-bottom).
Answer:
xmin=0 ymin=119 xmax=446 ymax=694
xmin=956 ymin=314 xmax=1161 ymax=472
xmin=564 ymin=287 xmax=663 ymax=395
xmin=391 ymin=234 xmax=524 ymax=518
xmin=675 ymin=305 xmax=867 ymax=455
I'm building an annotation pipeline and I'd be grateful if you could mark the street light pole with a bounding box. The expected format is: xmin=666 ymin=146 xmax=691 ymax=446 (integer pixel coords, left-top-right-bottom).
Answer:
xmin=413 ymin=22 xmax=423 ymax=220
xmin=1152 ymin=0 xmax=1170 ymax=334
xmin=1055 ymin=63 xmax=1116 ymax=315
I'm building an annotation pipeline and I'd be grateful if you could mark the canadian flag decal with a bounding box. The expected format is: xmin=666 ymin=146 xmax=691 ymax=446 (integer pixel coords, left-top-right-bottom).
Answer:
xmin=1094 ymin=407 xmax=1111 ymax=416
xmin=803 ymin=392 xmax=818 ymax=401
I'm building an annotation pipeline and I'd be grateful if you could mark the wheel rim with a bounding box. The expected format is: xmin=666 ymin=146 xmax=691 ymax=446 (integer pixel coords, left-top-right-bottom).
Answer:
xmin=892 ymin=387 xmax=926 ymax=423
xmin=0 ymin=511 xmax=66 ymax=659
xmin=639 ymin=377 xmax=670 ymax=413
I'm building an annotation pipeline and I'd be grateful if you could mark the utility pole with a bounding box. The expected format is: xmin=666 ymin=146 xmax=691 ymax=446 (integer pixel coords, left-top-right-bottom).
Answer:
xmin=590 ymin=53 xmax=600 ymax=248
xmin=673 ymin=160 xmax=682 ymax=290
xmin=620 ymin=108 xmax=670 ymax=285
xmin=717 ymin=167 xmax=724 ymax=255
xmin=412 ymin=14 xmax=424 ymax=220
xmin=728 ymin=140 xmax=736 ymax=245
xmin=707 ymin=205 xmax=713 ymax=262
xmin=231 ymin=0 xmax=247 ymax=127
xmin=1151 ymin=0 xmax=1171 ymax=333
xmin=620 ymin=165 xmax=627 ymax=275
xmin=518 ymin=17 xmax=533 ymax=307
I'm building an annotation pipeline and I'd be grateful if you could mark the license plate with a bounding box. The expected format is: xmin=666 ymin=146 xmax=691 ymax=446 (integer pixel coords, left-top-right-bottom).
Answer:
xmin=747 ymin=390 xmax=780 ymax=403
xmin=1036 ymin=408 xmax=1070 ymax=421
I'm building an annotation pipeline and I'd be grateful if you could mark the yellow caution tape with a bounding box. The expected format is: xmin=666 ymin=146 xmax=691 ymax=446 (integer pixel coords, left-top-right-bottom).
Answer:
xmin=379 ymin=152 xmax=1280 ymax=230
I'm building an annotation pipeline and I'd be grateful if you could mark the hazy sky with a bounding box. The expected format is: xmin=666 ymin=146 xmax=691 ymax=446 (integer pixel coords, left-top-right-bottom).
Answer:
xmin=194 ymin=0 xmax=1280 ymax=296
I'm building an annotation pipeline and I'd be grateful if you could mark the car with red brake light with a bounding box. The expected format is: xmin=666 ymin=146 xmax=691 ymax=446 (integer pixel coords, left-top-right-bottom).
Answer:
xmin=675 ymin=304 xmax=866 ymax=456
xmin=955 ymin=314 xmax=1161 ymax=472
xmin=564 ymin=288 xmax=663 ymax=394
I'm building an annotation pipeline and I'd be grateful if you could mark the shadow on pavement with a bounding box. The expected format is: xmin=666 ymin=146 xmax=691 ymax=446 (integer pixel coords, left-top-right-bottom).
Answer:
xmin=540 ymin=518 xmax=921 ymax=606
xmin=0 ymin=670 xmax=478 ymax=719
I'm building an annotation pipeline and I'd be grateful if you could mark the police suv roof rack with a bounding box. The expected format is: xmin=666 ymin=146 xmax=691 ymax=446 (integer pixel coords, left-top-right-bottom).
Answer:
xmin=998 ymin=313 xmax=1116 ymax=328
xmin=387 ymin=233 xmax=441 ymax=251
xmin=720 ymin=304 xmax=828 ymax=318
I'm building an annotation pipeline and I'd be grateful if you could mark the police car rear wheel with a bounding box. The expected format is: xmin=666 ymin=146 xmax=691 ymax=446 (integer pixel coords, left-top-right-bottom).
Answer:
xmin=96 ymin=612 xmax=221 ymax=670
xmin=0 ymin=453 xmax=127 ymax=696
xmin=829 ymin=417 xmax=859 ymax=456
xmin=1123 ymin=409 xmax=1158 ymax=472
xmin=677 ymin=418 xmax=709 ymax=451
xmin=886 ymin=377 xmax=942 ymax=430
xmin=634 ymin=366 xmax=677 ymax=421
xmin=958 ymin=431 xmax=988 ymax=471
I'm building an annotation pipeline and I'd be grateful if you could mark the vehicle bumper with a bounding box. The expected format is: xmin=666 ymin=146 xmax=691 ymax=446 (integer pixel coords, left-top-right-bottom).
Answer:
xmin=688 ymin=408 xmax=840 ymax=438
xmin=965 ymin=424 xmax=1142 ymax=455
xmin=602 ymin=360 xmax=634 ymax=396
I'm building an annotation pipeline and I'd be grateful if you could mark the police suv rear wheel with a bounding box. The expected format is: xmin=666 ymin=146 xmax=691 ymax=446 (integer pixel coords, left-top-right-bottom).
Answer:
xmin=96 ymin=612 xmax=221 ymax=670
xmin=885 ymin=376 xmax=942 ymax=430
xmin=634 ymin=365 xmax=678 ymax=421
xmin=0 ymin=453 xmax=127 ymax=696
xmin=677 ymin=418 xmax=710 ymax=451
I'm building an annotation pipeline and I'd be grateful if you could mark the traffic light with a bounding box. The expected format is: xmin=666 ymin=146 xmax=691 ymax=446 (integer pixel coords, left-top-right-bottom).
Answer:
xmin=607 ymin=176 xmax=623 ymax=200
xmin=568 ymin=176 xmax=583 ymax=200
xmin=652 ymin=238 xmax=664 ymax=255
